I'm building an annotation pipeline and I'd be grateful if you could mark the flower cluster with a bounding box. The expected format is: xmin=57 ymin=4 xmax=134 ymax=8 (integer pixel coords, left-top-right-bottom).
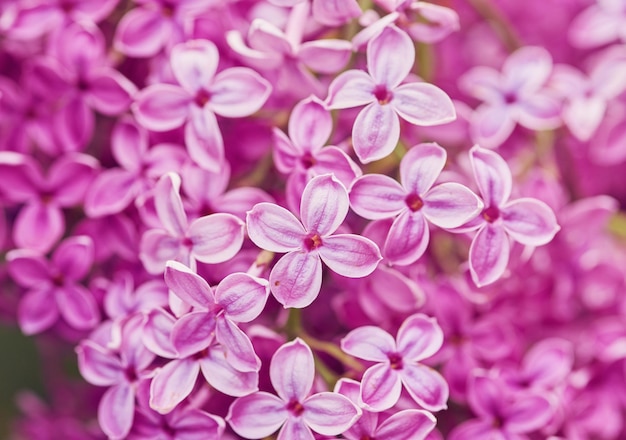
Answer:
xmin=1 ymin=0 xmax=626 ymax=439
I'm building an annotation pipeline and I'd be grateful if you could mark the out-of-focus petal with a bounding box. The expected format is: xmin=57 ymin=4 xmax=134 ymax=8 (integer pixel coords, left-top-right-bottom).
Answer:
xmin=133 ymin=84 xmax=190 ymax=132
xmin=53 ymin=235 xmax=94 ymax=280
xmin=17 ymin=288 xmax=58 ymax=335
xmin=299 ymin=39 xmax=352 ymax=74
xmin=171 ymin=40 xmax=219 ymax=93
xmin=114 ymin=8 xmax=167 ymax=57
xmin=469 ymin=104 xmax=516 ymax=149
xmin=56 ymin=284 xmax=99 ymax=330
xmin=98 ymin=383 xmax=135 ymax=440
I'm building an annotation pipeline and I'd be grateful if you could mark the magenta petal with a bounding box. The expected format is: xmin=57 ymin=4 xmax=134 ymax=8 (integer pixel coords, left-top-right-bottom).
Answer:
xmin=470 ymin=104 xmax=516 ymax=149
xmin=86 ymin=69 xmax=136 ymax=115
xmin=164 ymin=261 xmax=214 ymax=309
xmin=273 ymin=128 xmax=300 ymax=173
xmin=133 ymin=84 xmax=191 ymax=132
xmin=397 ymin=314 xmax=444 ymax=362
xmin=312 ymin=0 xmax=361 ymax=26
xmin=313 ymin=146 xmax=362 ymax=188
xmin=469 ymin=145 xmax=512 ymax=207
xmin=215 ymin=273 xmax=269 ymax=322
xmin=56 ymin=285 xmax=99 ymax=330
xmin=349 ymin=174 xmax=406 ymax=220
xmin=17 ymin=288 xmax=58 ymax=335
xmin=199 ymin=346 xmax=259 ymax=396
xmin=269 ymin=251 xmax=322 ymax=309
xmin=298 ymin=39 xmax=352 ymax=74
xmin=246 ymin=202 xmax=306 ymax=253
xmin=54 ymin=95 xmax=94 ymax=151
xmin=84 ymin=169 xmax=139 ymax=217
xmin=168 ymin=408 xmax=225 ymax=439
xmin=154 ymin=173 xmax=188 ymax=236
xmin=14 ymin=202 xmax=64 ymax=253
xmin=448 ymin=420 xmax=499 ymax=440
xmin=142 ymin=308 xmax=177 ymax=359
xmin=352 ymin=103 xmax=401 ymax=163
xmin=423 ymin=183 xmax=483 ymax=229
xmin=76 ymin=341 xmax=124 ymax=386
xmin=48 ymin=154 xmax=98 ymax=206
xmin=367 ymin=26 xmax=414 ymax=89
xmin=503 ymin=394 xmax=553 ymax=433
xmin=318 ymin=234 xmax=381 ymax=277
xmin=188 ymin=213 xmax=244 ymax=264
xmin=170 ymin=40 xmax=218 ymax=93
xmin=185 ymin=108 xmax=225 ymax=172
xmin=114 ymin=8 xmax=166 ymax=57
xmin=383 ymin=211 xmax=429 ymax=266
xmin=248 ymin=18 xmax=292 ymax=53
xmin=6 ymin=251 xmax=50 ymax=287
xmin=227 ymin=392 xmax=287 ymax=439
xmin=392 ymin=83 xmax=456 ymax=126
xmin=98 ymin=383 xmax=135 ymax=440
xmin=501 ymin=198 xmax=560 ymax=246
xmin=468 ymin=224 xmax=510 ymax=287
xmin=326 ymin=70 xmax=375 ymax=109
xmin=400 ymin=142 xmax=447 ymax=195
xmin=277 ymin=418 xmax=315 ymax=440
xmin=139 ymin=229 xmax=182 ymax=275
xmin=360 ymin=363 xmax=402 ymax=411
xmin=111 ymin=118 xmax=148 ymax=171
xmin=171 ymin=311 xmax=216 ymax=358
xmin=150 ymin=359 xmax=200 ymax=414
xmin=300 ymin=174 xmax=349 ymax=236
xmin=375 ymin=409 xmax=436 ymax=440
xmin=341 ymin=326 xmax=396 ymax=362
xmin=399 ymin=364 xmax=449 ymax=411
xmin=303 ymin=392 xmax=361 ymax=436
xmin=271 ymin=338 xmax=314 ymax=402
xmin=215 ymin=317 xmax=260 ymax=372
xmin=523 ymin=338 xmax=573 ymax=387
xmin=209 ymin=67 xmax=271 ymax=117
xmin=53 ymin=235 xmax=93 ymax=281
xmin=288 ymin=96 xmax=332 ymax=151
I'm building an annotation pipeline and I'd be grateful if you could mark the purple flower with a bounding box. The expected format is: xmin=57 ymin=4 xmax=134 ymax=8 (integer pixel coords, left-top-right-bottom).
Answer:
xmin=326 ymin=25 xmax=455 ymax=163
xmin=341 ymin=313 xmax=449 ymax=412
xmin=227 ymin=338 xmax=361 ymax=439
xmin=246 ymin=174 xmax=382 ymax=308
xmin=349 ymin=142 xmax=483 ymax=265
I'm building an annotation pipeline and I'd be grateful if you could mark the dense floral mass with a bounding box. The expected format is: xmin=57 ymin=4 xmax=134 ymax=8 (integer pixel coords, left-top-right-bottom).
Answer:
xmin=0 ymin=0 xmax=625 ymax=439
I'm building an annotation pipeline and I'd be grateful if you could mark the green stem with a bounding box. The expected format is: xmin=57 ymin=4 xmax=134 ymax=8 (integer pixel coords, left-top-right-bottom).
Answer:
xmin=299 ymin=334 xmax=365 ymax=373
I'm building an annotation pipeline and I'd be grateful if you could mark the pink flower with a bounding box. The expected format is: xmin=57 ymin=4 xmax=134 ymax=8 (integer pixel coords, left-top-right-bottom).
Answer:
xmin=341 ymin=313 xmax=449 ymax=412
xmin=465 ymin=146 xmax=560 ymax=287
xmin=227 ymin=338 xmax=361 ymax=439
xmin=246 ymin=174 xmax=382 ymax=308
xmin=326 ymin=25 xmax=455 ymax=163
xmin=129 ymin=405 xmax=225 ymax=440
xmin=349 ymin=142 xmax=483 ymax=265
xmin=569 ymin=0 xmax=626 ymax=49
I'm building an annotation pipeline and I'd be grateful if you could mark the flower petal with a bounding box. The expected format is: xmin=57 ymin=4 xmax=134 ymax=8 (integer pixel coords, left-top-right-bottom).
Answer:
xmin=502 ymin=393 xmax=553 ymax=433
xmin=52 ymin=235 xmax=94 ymax=281
xmin=98 ymin=383 xmax=135 ymax=440
xmin=114 ymin=8 xmax=166 ymax=57
xmin=318 ymin=234 xmax=381 ymax=277
xmin=246 ymin=202 xmax=306 ymax=252
xmin=164 ymin=260 xmax=215 ymax=309
xmin=374 ymin=409 xmax=436 ymax=440
xmin=17 ymin=288 xmax=58 ymax=335
xmin=133 ymin=84 xmax=191 ymax=132
xmin=6 ymin=250 xmax=51 ymax=288
xmin=13 ymin=202 xmax=64 ymax=253
xmin=171 ymin=311 xmax=216 ymax=358
xmin=185 ymin=108 xmax=225 ymax=172
xmin=226 ymin=392 xmax=287 ymax=439
xmin=397 ymin=314 xmax=444 ymax=362
xmin=367 ymin=25 xmax=414 ymax=89
xmin=86 ymin=68 xmax=136 ymax=115
xmin=76 ymin=341 xmax=124 ymax=386
xmin=399 ymin=364 xmax=449 ymax=411
xmin=199 ymin=345 xmax=259 ymax=396
xmin=400 ymin=142 xmax=447 ymax=195
xmin=171 ymin=40 xmax=219 ymax=93
xmin=470 ymin=104 xmax=516 ymax=149
xmin=215 ymin=273 xmax=270 ymax=322
xmin=270 ymin=338 xmax=314 ymax=402
xmin=299 ymin=39 xmax=352 ymax=74
xmin=150 ymin=359 xmax=200 ymax=414
xmin=188 ymin=213 xmax=245 ymax=264
xmin=288 ymin=96 xmax=332 ymax=152
xmin=359 ymin=363 xmax=402 ymax=412
xmin=349 ymin=174 xmax=406 ymax=220
xmin=501 ymin=198 xmax=560 ymax=246
xmin=300 ymin=174 xmax=349 ymax=236
xmin=469 ymin=145 xmax=512 ymax=207
xmin=326 ymin=70 xmax=375 ymax=109
xmin=383 ymin=210 xmax=429 ymax=266
xmin=392 ymin=83 xmax=456 ymax=126
xmin=209 ymin=67 xmax=271 ymax=117
xmin=139 ymin=229 xmax=181 ymax=275
xmin=154 ymin=173 xmax=188 ymax=236
xmin=341 ymin=326 xmax=396 ymax=362
xmin=215 ymin=317 xmax=260 ymax=372
xmin=352 ymin=103 xmax=401 ymax=163
xmin=468 ymin=224 xmax=510 ymax=287
xmin=423 ymin=183 xmax=483 ymax=229
xmin=277 ymin=418 xmax=315 ymax=440
xmin=303 ymin=392 xmax=361 ymax=436
xmin=142 ymin=308 xmax=177 ymax=359
xmin=502 ymin=46 xmax=553 ymax=93
xmin=269 ymin=251 xmax=322 ymax=309
xmin=56 ymin=285 xmax=99 ymax=330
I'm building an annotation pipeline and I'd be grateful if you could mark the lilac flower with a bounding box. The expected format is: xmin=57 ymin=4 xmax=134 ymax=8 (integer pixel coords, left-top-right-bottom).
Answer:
xmin=7 ymin=235 xmax=99 ymax=334
xmin=133 ymin=39 xmax=271 ymax=171
xmin=326 ymin=25 xmax=455 ymax=163
xmin=464 ymin=146 xmax=560 ymax=287
xmin=247 ymin=174 xmax=382 ymax=308
xmin=227 ymin=338 xmax=361 ymax=439
xmin=139 ymin=173 xmax=245 ymax=274
xmin=569 ymin=0 xmax=626 ymax=49
xmin=76 ymin=315 xmax=155 ymax=439
xmin=341 ymin=313 xmax=449 ymax=412
xmin=129 ymin=405 xmax=225 ymax=440
xmin=350 ymin=142 xmax=483 ymax=265
xmin=459 ymin=46 xmax=561 ymax=148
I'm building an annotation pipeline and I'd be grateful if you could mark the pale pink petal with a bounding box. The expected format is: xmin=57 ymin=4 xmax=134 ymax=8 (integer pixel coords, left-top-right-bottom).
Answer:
xmin=299 ymin=39 xmax=352 ymax=74
xmin=312 ymin=146 xmax=362 ymax=187
xmin=142 ymin=308 xmax=177 ymax=359
xmin=352 ymin=102 xmax=401 ymax=163
xmin=209 ymin=67 xmax=271 ymax=117
xmin=56 ymin=285 xmax=99 ymax=330
xmin=399 ymin=364 xmax=449 ymax=411
xmin=171 ymin=311 xmax=216 ymax=358
xmin=288 ymin=96 xmax=332 ymax=152
xmin=303 ymin=392 xmax=361 ymax=436
xmin=76 ymin=341 xmax=124 ymax=386
xmin=150 ymin=359 xmax=200 ymax=414
xmin=168 ymin=408 xmax=225 ymax=439
xmin=215 ymin=317 xmax=260 ymax=372
xmin=188 ymin=213 xmax=244 ymax=263
xmin=501 ymin=198 xmax=559 ymax=246
xmin=312 ymin=0 xmax=361 ymax=26
xmin=277 ymin=419 xmax=314 ymax=440
xmin=226 ymin=392 xmax=287 ymax=439
xmin=423 ymin=183 xmax=483 ymax=229
xmin=367 ymin=25 xmax=414 ymax=88
xmin=458 ymin=66 xmax=503 ymax=103
xmin=400 ymin=142 xmax=447 ymax=195
xmin=114 ymin=8 xmax=167 ymax=57
xmin=246 ymin=202 xmax=306 ymax=252
xmin=349 ymin=174 xmax=406 ymax=220
xmin=248 ymin=18 xmax=292 ymax=54
xmin=139 ymin=229 xmax=181 ymax=275
xmin=397 ymin=314 xmax=444 ymax=362
xmin=154 ymin=173 xmax=187 ymax=236
xmin=133 ymin=84 xmax=191 ymax=132
xmin=562 ymin=96 xmax=605 ymax=141
xmin=569 ymin=6 xmax=620 ymax=49
xmin=273 ymin=128 xmax=300 ymax=173
xmin=502 ymin=46 xmax=553 ymax=93
xmin=6 ymin=251 xmax=50 ymax=287
xmin=383 ymin=210 xmax=429 ymax=266
xmin=318 ymin=234 xmax=381 ymax=277
xmin=469 ymin=146 xmax=512 ymax=207
xmin=375 ymin=409 xmax=436 ymax=440
xmin=185 ymin=108 xmax=225 ymax=172
xmin=408 ymin=2 xmax=459 ymax=43
xmin=470 ymin=104 xmax=516 ymax=149
xmin=392 ymin=83 xmax=456 ymax=126
xmin=503 ymin=394 xmax=553 ymax=433
xmin=468 ymin=224 xmax=510 ymax=287
xmin=300 ymin=174 xmax=349 ymax=235
xmin=360 ymin=363 xmax=402 ymax=411
xmin=86 ymin=69 xmax=136 ymax=115
xmin=515 ymin=94 xmax=562 ymax=130
xmin=326 ymin=70 xmax=376 ymax=109
xmin=171 ymin=40 xmax=219 ymax=94
xmin=17 ymin=288 xmax=58 ymax=335
xmin=215 ymin=273 xmax=269 ymax=322
xmin=164 ymin=260 xmax=214 ymax=309
xmin=98 ymin=383 xmax=135 ymax=440
xmin=53 ymin=235 xmax=93 ymax=281
xmin=13 ymin=203 xmax=63 ymax=253
xmin=268 ymin=251 xmax=321 ymax=308
xmin=270 ymin=338 xmax=314 ymax=401
xmin=111 ymin=118 xmax=148 ymax=172
xmin=199 ymin=346 xmax=259 ymax=396
xmin=340 ymin=326 xmax=396 ymax=362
